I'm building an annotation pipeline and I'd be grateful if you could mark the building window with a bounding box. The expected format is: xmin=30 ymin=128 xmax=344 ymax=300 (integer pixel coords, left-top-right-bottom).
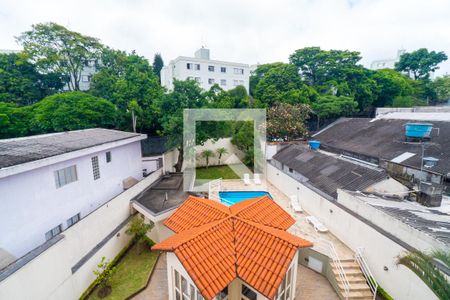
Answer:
xmin=208 ymin=78 xmax=215 ymax=84
xmin=54 ymin=165 xmax=78 ymax=188
xmin=220 ymin=79 xmax=227 ymax=86
xmin=241 ymin=284 xmax=257 ymax=300
xmin=276 ymin=266 xmax=293 ymax=300
xmin=82 ymin=75 xmax=91 ymax=82
xmin=208 ymin=65 xmax=215 ymax=72
xmin=67 ymin=213 xmax=80 ymax=228
xmin=92 ymin=156 xmax=100 ymax=180
xmin=289 ymin=168 xmax=293 ymax=173
xmin=187 ymin=76 xmax=193 ymax=80
xmin=173 ymin=268 xmax=199 ymax=300
xmin=233 ymin=68 xmax=244 ymax=75
xmin=45 ymin=224 xmax=62 ymax=241
xmin=186 ymin=63 xmax=192 ymax=70
xmin=233 ymin=80 xmax=239 ymax=86
xmin=220 ymin=67 xmax=226 ymax=73
xmin=195 ymin=77 xmax=201 ymax=83
xmin=106 ymin=151 xmax=112 ymax=163
xmin=216 ymin=287 xmax=228 ymax=300
xmin=195 ymin=64 xmax=200 ymax=70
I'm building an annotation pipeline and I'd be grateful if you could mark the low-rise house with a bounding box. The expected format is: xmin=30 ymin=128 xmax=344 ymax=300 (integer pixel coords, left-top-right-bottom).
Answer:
xmin=152 ymin=195 xmax=313 ymax=300
xmin=0 ymin=128 xmax=145 ymax=264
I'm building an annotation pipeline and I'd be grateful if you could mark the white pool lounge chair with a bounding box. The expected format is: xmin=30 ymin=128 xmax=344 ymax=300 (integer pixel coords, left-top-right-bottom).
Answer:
xmin=306 ymin=216 xmax=328 ymax=233
xmin=290 ymin=195 xmax=302 ymax=212
xmin=254 ymin=173 xmax=262 ymax=185
xmin=243 ymin=173 xmax=251 ymax=185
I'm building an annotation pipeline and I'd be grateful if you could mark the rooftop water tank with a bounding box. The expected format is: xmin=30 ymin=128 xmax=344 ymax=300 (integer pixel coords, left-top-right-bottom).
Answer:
xmin=423 ymin=157 xmax=439 ymax=168
xmin=405 ymin=123 xmax=433 ymax=139
xmin=308 ymin=140 xmax=321 ymax=150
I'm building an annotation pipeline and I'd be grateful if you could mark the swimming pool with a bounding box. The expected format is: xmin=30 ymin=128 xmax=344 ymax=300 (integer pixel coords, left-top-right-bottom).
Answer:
xmin=219 ymin=191 xmax=271 ymax=206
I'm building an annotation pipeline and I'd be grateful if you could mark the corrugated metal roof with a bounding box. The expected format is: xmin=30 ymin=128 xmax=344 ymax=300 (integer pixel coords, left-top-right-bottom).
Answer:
xmin=0 ymin=128 xmax=142 ymax=169
xmin=272 ymin=144 xmax=388 ymax=198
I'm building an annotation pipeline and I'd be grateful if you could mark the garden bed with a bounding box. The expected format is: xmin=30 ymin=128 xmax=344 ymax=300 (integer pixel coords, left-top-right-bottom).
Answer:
xmin=88 ymin=243 xmax=159 ymax=300
xmin=196 ymin=165 xmax=240 ymax=180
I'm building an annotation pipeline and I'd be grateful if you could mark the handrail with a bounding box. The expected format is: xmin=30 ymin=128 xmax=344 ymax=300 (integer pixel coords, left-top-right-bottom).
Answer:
xmin=315 ymin=238 xmax=350 ymax=299
xmin=355 ymin=247 xmax=378 ymax=300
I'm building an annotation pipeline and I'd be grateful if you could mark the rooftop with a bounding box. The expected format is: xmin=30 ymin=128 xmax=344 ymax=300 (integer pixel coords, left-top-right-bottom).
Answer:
xmin=271 ymin=144 xmax=388 ymax=199
xmin=313 ymin=118 xmax=450 ymax=176
xmin=133 ymin=173 xmax=191 ymax=215
xmin=0 ymin=128 xmax=143 ymax=169
xmin=152 ymin=195 xmax=312 ymax=300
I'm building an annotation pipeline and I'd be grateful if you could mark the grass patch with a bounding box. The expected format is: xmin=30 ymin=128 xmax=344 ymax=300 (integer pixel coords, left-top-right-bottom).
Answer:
xmin=88 ymin=244 xmax=159 ymax=300
xmin=196 ymin=165 xmax=240 ymax=180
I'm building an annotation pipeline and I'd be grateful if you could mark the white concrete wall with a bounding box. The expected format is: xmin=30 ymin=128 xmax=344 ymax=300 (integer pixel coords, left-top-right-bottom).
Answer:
xmin=142 ymin=156 xmax=161 ymax=174
xmin=0 ymin=170 xmax=162 ymax=300
xmin=195 ymin=138 xmax=244 ymax=167
xmin=267 ymin=163 xmax=438 ymax=300
xmin=161 ymin=55 xmax=250 ymax=92
xmin=0 ymin=141 xmax=143 ymax=258
xmin=164 ymin=149 xmax=179 ymax=173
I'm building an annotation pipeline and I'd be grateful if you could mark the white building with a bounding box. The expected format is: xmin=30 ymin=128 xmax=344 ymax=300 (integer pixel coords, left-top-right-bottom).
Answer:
xmin=161 ymin=48 xmax=250 ymax=92
xmin=63 ymin=60 xmax=97 ymax=91
xmin=370 ymin=49 xmax=406 ymax=70
xmin=0 ymin=128 xmax=146 ymax=262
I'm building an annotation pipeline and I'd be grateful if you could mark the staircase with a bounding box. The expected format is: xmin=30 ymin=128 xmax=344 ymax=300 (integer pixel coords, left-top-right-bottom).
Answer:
xmin=332 ymin=259 xmax=374 ymax=300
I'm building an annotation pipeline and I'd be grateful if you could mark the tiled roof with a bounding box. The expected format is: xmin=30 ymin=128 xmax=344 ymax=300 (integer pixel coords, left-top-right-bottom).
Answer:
xmin=152 ymin=195 xmax=312 ymax=300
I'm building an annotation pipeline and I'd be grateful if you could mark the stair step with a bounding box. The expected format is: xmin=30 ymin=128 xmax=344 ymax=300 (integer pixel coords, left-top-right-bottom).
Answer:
xmin=339 ymin=283 xmax=372 ymax=291
xmin=332 ymin=267 xmax=362 ymax=276
xmin=345 ymin=290 xmax=374 ymax=299
xmin=331 ymin=261 xmax=360 ymax=269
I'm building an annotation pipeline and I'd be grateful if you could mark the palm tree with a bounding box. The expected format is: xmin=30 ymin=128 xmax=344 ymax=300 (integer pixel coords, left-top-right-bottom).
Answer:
xmin=398 ymin=250 xmax=450 ymax=299
xmin=201 ymin=150 xmax=215 ymax=168
xmin=216 ymin=147 xmax=228 ymax=165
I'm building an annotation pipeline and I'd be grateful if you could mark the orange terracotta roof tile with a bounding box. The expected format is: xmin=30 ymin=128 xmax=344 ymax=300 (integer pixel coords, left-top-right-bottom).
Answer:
xmin=152 ymin=195 xmax=312 ymax=300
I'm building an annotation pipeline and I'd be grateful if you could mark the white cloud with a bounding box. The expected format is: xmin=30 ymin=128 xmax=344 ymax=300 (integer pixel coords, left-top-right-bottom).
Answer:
xmin=0 ymin=0 xmax=449 ymax=75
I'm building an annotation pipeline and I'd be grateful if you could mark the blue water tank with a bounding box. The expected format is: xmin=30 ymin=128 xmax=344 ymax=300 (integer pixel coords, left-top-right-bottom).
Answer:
xmin=308 ymin=140 xmax=321 ymax=150
xmin=405 ymin=123 xmax=433 ymax=138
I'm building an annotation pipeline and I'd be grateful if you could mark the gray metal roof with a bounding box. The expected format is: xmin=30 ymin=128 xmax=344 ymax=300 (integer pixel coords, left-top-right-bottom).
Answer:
xmin=313 ymin=118 xmax=450 ymax=175
xmin=0 ymin=128 xmax=142 ymax=169
xmin=272 ymin=144 xmax=388 ymax=199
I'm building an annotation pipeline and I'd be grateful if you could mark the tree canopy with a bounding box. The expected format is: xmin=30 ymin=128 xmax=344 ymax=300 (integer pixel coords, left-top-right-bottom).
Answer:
xmin=395 ymin=48 xmax=448 ymax=80
xmin=152 ymin=53 xmax=164 ymax=79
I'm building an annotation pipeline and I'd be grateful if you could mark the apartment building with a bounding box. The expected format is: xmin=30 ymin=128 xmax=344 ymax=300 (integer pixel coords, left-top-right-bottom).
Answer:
xmin=161 ymin=48 xmax=250 ymax=91
xmin=0 ymin=128 xmax=146 ymax=262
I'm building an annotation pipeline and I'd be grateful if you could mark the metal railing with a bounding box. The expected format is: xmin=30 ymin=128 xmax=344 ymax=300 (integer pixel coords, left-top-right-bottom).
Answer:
xmin=315 ymin=238 xmax=350 ymax=299
xmin=354 ymin=247 xmax=378 ymax=300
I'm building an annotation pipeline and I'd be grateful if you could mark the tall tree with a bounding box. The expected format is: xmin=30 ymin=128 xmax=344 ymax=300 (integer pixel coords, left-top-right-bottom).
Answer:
xmin=395 ymin=48 xmax=448 ymax=80
xmin=152 ymin=53 xmax=164 ymax=79
xmin=433 ymin=75 xmax=450 ymax=103
xmin=311 ymin=95 xmax=358 ymax=127
xmin=17 ymin=22 xmax=103 ymax=91
xmin=0 ymin=52 xmax=64 ymax=106
xmin=372 ymin=69 xmax=415 ymax=107
xmin=266 ymin=103 xmax=310 ymax=141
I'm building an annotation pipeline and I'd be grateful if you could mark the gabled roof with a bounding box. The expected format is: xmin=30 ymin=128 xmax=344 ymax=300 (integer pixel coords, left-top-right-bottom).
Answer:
xmin=313 ymin=118 xmax=450 ymax=175
xmin=152 ymin=195 xmax=312 ymax=300
xmin=272 ymin=144 xmax=387 ymax=199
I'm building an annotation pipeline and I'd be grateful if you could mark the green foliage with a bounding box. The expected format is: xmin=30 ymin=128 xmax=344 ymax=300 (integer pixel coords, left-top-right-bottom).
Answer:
xmin=90 ymin=48 xmax=163 ymax=132
xmin=0 ymin=102 xmax=33 ymax=138
xmin=152 ymin=53 xmax=164 ymax=79
xmin=0 ymin=52 xmax=63 ymax=106
xmin=267 ymin=103 xmax=310 ymax=141
xmin=231 ymin=121 xmax=254 ymax=167
xmin=433 ymin=76 xmax=450 ymax=103
xmin=391 ymin=95 xmax=425 ymax=108
xmin=17 ymin=22 xmax=103 ymax=91
xmin=93 ymin=256 xmax=116 ymax=290
xmin=196 ymin=165 xmax=240 ymax=180
xmin=395 ymin=48 xmax=448 ymax=80
xmin=372 ymin=69 xmax=415 ymax=107
xmin=125 ymin=216 xmax=154 ymax=245
xmin=207 ymin=85 xmax=252 ymax=108
xmin=216 ymin=147 xmax=228 ymax=165
xmin=312 ymin=95 xmax=358 ymax=119
xmin=200 ymin=149 xmax=215 ymax=168
xmin=30 ymin=92 xmax=117 ymax=134
xmin=398 ymin=250 xmax=450 ymax=300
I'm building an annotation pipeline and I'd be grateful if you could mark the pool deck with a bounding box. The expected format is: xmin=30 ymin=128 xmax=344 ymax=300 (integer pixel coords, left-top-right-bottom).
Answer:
xmin=220 ymin=179 xmax=354 ymax=259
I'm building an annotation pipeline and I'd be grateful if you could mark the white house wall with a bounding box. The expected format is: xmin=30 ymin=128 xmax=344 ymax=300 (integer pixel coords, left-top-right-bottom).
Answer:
xmin=195 ymin=138 xmax=244 ymax=167
xmin=267 ymin=163 xmax=438 ymax=300
xmin=0 ymin=171 xmax=162 ymax=300
xmin=0 ymin=141 xmax=143 ymax=258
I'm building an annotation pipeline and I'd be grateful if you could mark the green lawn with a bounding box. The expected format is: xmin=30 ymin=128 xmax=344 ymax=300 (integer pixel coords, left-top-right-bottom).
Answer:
xmin=89 ymin=244 xmax=159 ymax=300
xmin=196 ymin=165 xmax=240 ymax=180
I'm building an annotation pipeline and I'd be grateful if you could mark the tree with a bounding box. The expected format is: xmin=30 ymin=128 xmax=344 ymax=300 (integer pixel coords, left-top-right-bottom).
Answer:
xmin=153 ymin=53 xmax=164 ymax=79
xmin=200 ymin=149 xmax=215 ymax=168
xmin=17 ymin=22 xmax=103 ymax=91
xmin=253 ymin=63 xmax=318 ymax=106
xmin=398 ymin=250 xmax=450 ymax=300
xmin=29 ymin=91 xmax=117 ymax=134
xmin=312 ymin=95 xmax=358 ymax=124
xmin=90 ymin=48 xmax=163 ymax=132
xmin=289 ymin=47 xmax=362 ymax=85
xmin=125 ymin=216 xmax=154 ymax=253
xmin=93 ymin=256 xmax=116 ymax=298
xmin=128 ymin=100 xmax=142 ymax=133
xmin=231 ymin=121 xmax=254 ymax=167
xmin=216 ymin=147 xmax=228 ymax=165
xmin=433 ymin=75 xmax=450 ymax=103
xmin=0 ymin=52 xmax=64 ymax=106
xmin=395 ymin=48 xmax=448 ymax=80
xmin=391 ymin=95 xmax=425 ymax=107
xmin=0 ymin=102 xmax=33 ymax=138
xmin=207 ymin=85 xmax=252 ymax=108
xmin=267 ymin=103 xmax=310 ymax=141
xmin=372 ymin=69 xmax=415 ymax=107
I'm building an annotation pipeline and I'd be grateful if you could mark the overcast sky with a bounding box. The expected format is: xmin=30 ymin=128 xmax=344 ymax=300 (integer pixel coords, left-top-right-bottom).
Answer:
xmin=1 ymin=0 xmax=449 ymax=76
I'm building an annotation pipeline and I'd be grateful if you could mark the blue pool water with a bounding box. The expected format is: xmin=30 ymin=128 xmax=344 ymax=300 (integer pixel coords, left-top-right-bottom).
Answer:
xmin=219 ymin=191 xmax=271 ymax=206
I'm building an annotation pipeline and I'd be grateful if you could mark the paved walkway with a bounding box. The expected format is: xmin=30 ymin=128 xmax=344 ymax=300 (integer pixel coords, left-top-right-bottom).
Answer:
xmin=296 ymin=264 xmax=340 ymax=300
xmin=132 ymin=252 xmax=168 ymax=300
